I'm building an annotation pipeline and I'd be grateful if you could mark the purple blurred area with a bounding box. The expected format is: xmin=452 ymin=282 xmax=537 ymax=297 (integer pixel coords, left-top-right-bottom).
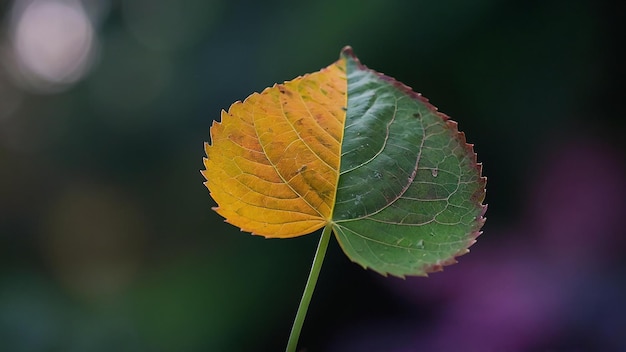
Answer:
xmin=1 ymin=0 xmax=625 ymax=351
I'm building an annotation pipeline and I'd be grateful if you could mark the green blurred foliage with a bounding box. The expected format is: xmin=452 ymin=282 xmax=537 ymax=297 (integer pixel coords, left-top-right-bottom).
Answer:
xmin=0 ymin=0 xmax=623 ymax=350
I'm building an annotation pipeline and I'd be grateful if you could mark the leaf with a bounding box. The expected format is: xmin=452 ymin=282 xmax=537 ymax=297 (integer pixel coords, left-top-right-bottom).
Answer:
xmin=203 ymin=47 xmax=486 ymax=277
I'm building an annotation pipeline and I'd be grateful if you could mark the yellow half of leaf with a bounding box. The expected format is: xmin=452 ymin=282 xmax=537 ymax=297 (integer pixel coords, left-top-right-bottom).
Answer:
xmin=203 ymin=58 xmax=347 ymax=237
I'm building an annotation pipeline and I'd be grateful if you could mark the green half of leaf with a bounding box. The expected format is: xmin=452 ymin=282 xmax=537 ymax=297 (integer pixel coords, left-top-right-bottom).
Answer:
xmin=331 ymin=48 xmax=486 ymax=278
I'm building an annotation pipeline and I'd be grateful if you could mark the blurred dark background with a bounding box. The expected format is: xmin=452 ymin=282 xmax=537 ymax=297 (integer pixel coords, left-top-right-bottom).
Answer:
xmin=1 ymin=0 xmax=625 ymax=351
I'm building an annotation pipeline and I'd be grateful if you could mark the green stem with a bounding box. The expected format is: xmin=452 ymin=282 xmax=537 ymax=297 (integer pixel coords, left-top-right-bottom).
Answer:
xmin=286 ymin=224 xmax=333 ymax=352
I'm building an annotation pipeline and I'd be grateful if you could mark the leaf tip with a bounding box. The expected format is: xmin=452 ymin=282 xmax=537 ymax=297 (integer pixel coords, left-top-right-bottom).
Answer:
xmin=340 ymin=45 xmax=355 ymax=59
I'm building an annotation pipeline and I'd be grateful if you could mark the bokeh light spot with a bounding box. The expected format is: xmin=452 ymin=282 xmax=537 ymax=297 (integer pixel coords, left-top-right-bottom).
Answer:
xmin=9 ymin=0 xmax=97 ymax=92
xmin=40 ymin=183 xmax=148 ymax=300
